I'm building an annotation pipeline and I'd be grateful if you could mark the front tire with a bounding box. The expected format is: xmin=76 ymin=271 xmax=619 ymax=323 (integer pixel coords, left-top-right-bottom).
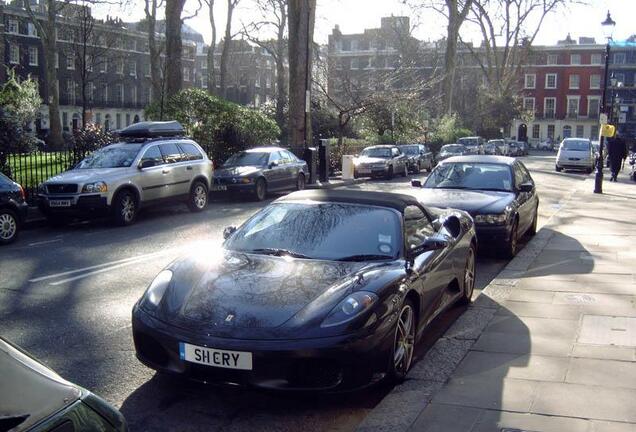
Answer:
xmin=387 ymin=299 xmax=416 ymax=383
xmin=187 ymin=181 xmax=209 ymax=212
xmin=112 ymin=190 xmax=137 ymax=226
xmin=502 ymin=219 xmax=519 ymax=258
xmin=385 ymin=166 xmax=394 ymax=180
xmin=459 ymin=244 xmax=476 ymax=305
xmin=555 ymin=165 xmax=563 ymax=172
xmin=402 ymin=164 xmax=408 ymax=177
xmin=0 ymin=209 xmax=19 ymax=245
xmin=254 ymin=178 xmax=267 ymax=201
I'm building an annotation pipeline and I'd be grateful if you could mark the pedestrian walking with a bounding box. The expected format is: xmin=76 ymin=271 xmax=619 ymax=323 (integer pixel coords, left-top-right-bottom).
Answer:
xmin=607 ymin=133 xmax=627 ymax=182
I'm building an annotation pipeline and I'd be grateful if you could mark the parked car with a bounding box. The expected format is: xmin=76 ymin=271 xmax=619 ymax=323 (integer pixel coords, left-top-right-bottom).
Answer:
xmin=132 ymin=189 xmax=477 ymax=390
xmin=537 ymin=139 xmax=555 ymax=151
xmin=398 ymin=144 xmax=434 ymax=173
xmin=353 ymin=145 xmax=408 ymax=179
xmin=483 ymin=142 xmax=500 ymax=155
xmin=517 ymin=141 xmax=530 ymax=156
xmin=212 ymin=147 xmax=308 ymax=201
xmin=0 ymin=172 xmax=28 ymax=245
xmin=0 ymin=336 xmax=127 ymax=431
xmin=555 ymin=138 xmax=595 ymax=173
xmin=411 ymin=155 xmax=539 ymax=258
xmin=457 ymin=136 xmax=485 ymax=155
xmin=488 ymin=139 xmax=509 ymax=156
xmin=508 ymin=142 xmax=521 ymax=156
xmin=37 ymin=121 xmax=214 ymax=226
xmin=437 ymin=144 xmax=466 ymax=162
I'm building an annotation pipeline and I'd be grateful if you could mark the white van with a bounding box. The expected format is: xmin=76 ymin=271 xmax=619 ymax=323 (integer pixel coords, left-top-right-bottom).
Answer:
xmin=555 ymin=138 xmax=594 ymax=173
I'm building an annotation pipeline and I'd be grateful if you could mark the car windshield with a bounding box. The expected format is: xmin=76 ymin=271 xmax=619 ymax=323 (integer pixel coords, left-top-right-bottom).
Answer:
xmin=225 ymin=202 xmax=402 ymax=261
xmin=424 ymin=162 xmax=513 ymax=192
xmin=561 ymin=140 xmax=590 ymax=151
xmin=224 ymin=151 xmax=269 ymax=167
xmin=441 ymin=145 xmax=464 ymax=153
xmin=76 ymin=145 xmax=141 ymax=169
xmin=400 ymin=146 xmax=419 ymax=155
xmin=361 ymin=148 xmax=391 ymax=158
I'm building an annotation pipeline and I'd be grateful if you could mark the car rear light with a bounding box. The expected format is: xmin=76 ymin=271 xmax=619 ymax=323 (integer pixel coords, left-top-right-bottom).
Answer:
xmin=18 ymin=185 xmax=26 ymax=200
xmin=210 ymin=160 xmax=214 ymax=170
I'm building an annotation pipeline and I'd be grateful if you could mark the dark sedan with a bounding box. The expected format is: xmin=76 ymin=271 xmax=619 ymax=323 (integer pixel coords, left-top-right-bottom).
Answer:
xmin=0 ymin=336 xmax=127 ymax=431
xmin=0 ymin=172 xmax=28 ymax=245
xmin=399 ymin=144 xmax=435 ymax=173
xmin=212 ymin=147 xmax=308 ymax=201
xmin=436 ymin=144 xmax=466 ymax=162
xmin=132 ymin=190 xmax=476 ymax=391
xmin=411 ymin=156 xmax=539 ymax=258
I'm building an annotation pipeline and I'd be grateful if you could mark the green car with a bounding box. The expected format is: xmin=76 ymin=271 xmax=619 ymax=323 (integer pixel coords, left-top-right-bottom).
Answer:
xmin=0 ymin=337 xmax=127 ymax=432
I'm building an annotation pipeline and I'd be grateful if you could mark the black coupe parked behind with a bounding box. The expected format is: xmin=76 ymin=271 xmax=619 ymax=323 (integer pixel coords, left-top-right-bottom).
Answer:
xmin=0 ymin=172 xmax=28 ymax=245
xmin=132 ymin=190 xmax=477 ymax=391
xmin=411 ymin=156 xmax=539 ymax=257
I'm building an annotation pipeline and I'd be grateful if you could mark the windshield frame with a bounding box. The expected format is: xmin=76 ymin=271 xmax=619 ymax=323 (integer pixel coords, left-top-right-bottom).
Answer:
xmin=360 ymin=147 xmax=393 ymax=158
xmin=424 ymin=162 xmax=514 ymax=192
xmin=224 ymin=200 xmax=405 ymax=261
xmin=223 ymin=151 xmax=270 ymax=167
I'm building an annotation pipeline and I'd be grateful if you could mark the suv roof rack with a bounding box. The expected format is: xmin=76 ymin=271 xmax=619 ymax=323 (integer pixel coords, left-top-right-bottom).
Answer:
xmin=119 ymin=121 xmax=185 ymax=139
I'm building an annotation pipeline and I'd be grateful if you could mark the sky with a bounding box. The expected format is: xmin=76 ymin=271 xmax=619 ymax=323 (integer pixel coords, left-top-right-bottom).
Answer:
xmin=100 ymin=0 xmax=636 ymax=47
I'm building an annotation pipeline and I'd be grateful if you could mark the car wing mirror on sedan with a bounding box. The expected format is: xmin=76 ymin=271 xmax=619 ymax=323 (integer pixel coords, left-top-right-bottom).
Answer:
xmin=139 ymin=160 xmax=156 ymax=169
xmin=223 ymin=226 xmax=237 ymax=240
xmin=408 ymin=237 xmax=449 ymax=258
xmin=518 ymin=182 xmax=533 ymax=193
xmin=411 ymin=179 xmax=423 ymax=188
xmin=442 ymin=215 xmax=462 ymax=239
xmin=268 ymin=161 xmax=278 ymax=169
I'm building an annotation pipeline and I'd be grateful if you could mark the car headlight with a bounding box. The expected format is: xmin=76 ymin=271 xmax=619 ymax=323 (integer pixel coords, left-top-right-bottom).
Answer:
xmin=38 ymin=183 xmax=47 ymax=194
xmin=321 ymin=291 xmax=378 ymax=327
xmin=474 ymin=214 xmax=508 ymax=225
xmin=141 ymin=269 xmax=173 ymax=309
xmin=240 ymin=177 xmax=252 ymax=184
xmin=81 ymin=181 xmax=108 ymax=193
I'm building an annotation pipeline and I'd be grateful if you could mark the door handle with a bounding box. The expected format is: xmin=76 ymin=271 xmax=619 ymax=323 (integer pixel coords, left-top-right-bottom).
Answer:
xmin=186 ymin=166 xmax=193 ymax=170
xmin=162 ymin=169 xmax=170 ymax=174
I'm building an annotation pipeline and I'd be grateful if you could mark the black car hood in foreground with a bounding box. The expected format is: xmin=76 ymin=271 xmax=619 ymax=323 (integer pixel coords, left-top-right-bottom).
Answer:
xmin=413 ymin=188 xmax=515 ymax=215
xmin=153 ymin=250 xmax=399 ymax=338
xmin=0 ymin=338 xmax=81 ymax=431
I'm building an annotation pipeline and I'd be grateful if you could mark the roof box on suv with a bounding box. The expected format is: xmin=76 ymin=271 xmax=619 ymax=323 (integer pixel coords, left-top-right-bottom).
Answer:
xmin=119 ymin=121 xmax=184 ymax=138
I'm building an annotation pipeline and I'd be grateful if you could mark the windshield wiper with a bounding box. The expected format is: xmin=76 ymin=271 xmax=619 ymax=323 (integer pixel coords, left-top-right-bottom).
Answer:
xmin=432 ymin=185 xmax=471 ymax=190
xmin=477 ymin=188 xmax=512 ymax=192
xmin=248 ymin=248 xmax=310 ymax=259
xmin=335 ymin=254 xmax=394 ymax=262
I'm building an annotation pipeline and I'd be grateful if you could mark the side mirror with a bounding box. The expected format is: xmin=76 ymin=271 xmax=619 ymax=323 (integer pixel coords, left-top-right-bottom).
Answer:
xmin=411 ymin=179 xmax=422 ymax=188
xmin=139 ymin=160 xmax=155 ymax=169
xmin=223 ymin=226 xmax=237 ymax=240
xmin=442 ymin=215 xmax=462 ymax=239
xmin=518 ymin=182 xmax=533 ymax=193
xmin=408 ymin=237 xmax=449 ymax=258
xmin=268 ymin=160 xmax=278 ymax=169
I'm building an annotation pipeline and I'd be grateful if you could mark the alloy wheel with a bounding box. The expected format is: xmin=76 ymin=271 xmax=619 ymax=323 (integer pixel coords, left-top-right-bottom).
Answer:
xmin=193 ymin=184 xmax=207 ymax=209
xmin=297 ymin=174 xmax=305 ymax=191
xmin=393 ymin=304 xmax=415 ymax=375
xmin=0 ymin=212 xmax=17 ymax=241
xmin=120 ymin=195 xmax=135 ymax=223
xmin=463 ymin=247 xmax=476 ymax=302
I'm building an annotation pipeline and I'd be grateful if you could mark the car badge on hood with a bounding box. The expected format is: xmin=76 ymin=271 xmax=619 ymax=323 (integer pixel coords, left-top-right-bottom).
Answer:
xmin=225 ymin=314 xmax=235 ymax=322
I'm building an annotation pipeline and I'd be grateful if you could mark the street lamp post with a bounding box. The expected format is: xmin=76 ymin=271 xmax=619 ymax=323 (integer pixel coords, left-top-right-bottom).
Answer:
xmin=594 ymin=11 xmax=616 ymax=194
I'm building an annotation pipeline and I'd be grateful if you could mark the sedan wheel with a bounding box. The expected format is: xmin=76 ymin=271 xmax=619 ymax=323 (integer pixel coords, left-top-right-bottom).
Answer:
xmin=255 ymin=178 xmax=267 ymax=201
xmin=502 ymin=219 xmax=519 ymax=258
xmin=402 ymin=165 xmax=408 ymax=177
xmin=385 ymin=166 xmax=394 ymax=180
xmin=389 ymin=300 xmax=416 ymax=382
xmin=0 ymin=210 xmax=18 ymax=244
xmin=459 ymin=245 xmax=476 ymax=305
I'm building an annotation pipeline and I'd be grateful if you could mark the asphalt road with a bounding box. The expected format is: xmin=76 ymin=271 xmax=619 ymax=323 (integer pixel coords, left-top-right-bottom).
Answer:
xmin=0 ymin=151 xmax=586 ymax=432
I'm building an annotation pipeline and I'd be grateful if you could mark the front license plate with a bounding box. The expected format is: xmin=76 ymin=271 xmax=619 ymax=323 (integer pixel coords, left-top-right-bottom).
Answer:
xmin=358 ymin=168 xmax=371 ymax=174
xmin=49 ymin=200 xmax=71 ymax=207
xmin=179 ymin=342 xmax=252 ymax=370
xmin=212 ymin=185 xmax=227 ymax=191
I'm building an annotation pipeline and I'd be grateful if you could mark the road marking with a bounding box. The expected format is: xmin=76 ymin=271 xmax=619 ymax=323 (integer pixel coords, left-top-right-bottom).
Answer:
xmin=28 ymin=248 xmax=177 ymax=283
xmin=28 ymin=238 xmax=62 ymax=247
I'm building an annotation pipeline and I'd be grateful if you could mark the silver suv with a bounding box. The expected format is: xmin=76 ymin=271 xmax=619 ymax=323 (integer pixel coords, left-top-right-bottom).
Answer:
xmin=38 ymin=121 xmax=214 ymax=226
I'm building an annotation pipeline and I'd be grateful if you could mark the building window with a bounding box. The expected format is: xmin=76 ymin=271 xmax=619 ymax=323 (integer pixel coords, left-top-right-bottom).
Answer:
xmin=129 ymin=61 xmax=137 ymax=77
xmin=67 ymin=79 xmax=76 ymax=104
xmin=27 ymin=22 xmax=37 ymax=37
xmin=342 ymin=39 xmax=351 ymax=51
xmin=201 ymin=60 xmax=208 ymax=70
xmin=255 ymin=73 xmax=261 ymax=88
xmin=566 ymin=96 xmax=580 ymax=117
xmin=351 ymin=58 xmax=359 ymax=69
xmin=591 ymin=125 xmax=599 ymax=139
xmin=613 ymin=52 xmax=626 ymax=64
xmin=116 ymin=59 xmax=124 ymax=74
xmin=575 ymin=125 xmax=584 ymax=137
xmin=66 ymin=55 xmax=74 ymax=70
xmin=9 ymin=44 xmax=19 ymax=64
xmin=547 ymin=124 xmax=555 ymax=139
xmin=544 ymin=97 xmax=556 ymax=118
xmin=183 ymin=67 xmax=190 ymax=82
xmin=563 ymin=125 xmax=572 ymax=138
xmin=590 ymin=53 xmax=602 ymax=65
xmin=8 ymin=19 xmax=19 ymax=34
xmin=266 ymin=76 xmax=271 ymax=88
xmin=62 ymin=112 xmax=68 ymax=129
xmin=350 ymin=39 xmax=358 ymax=51
xmin=144 ymin=63 xmax=151 ymax=77
xmin=588 ymin=97 xmax=600 ymax=118
xmin=523 ymin=97 xmax=535 ymax=112
xmin=532 ymin=124 xmax=540 ymax=139
xmin=99 ymin=58 xmax=107 ymax=73
xmin=254 ymin=94 xmax=261 ymax=107
xmin=88 ymin=82 xmax=95 ymax=102
xmin=590 ymin=74 xmax=601 ymax=89
xmin=613 ymin=72 xmax=625 ymax=85
xmin=55 ymin=53 xmax=59 ymax=69
xmin=116 ymin=113 xmax=121 ymax=129
xmin=545 ymin=73 xmax=557 ymax=89
xmin=547 ymin=54 xmax=558 ymax=65
xmin=570 ymin=54 xmax=581 ymax=65
xmin=115 ymin=84 xmax=123 ymax=104
xmin=126 ymin=113 xmax=131 ymax=127
xmin=28 ymin=47 xmax=38 ymax=66
xmin=103 ymin=83 xmax=108 ymax=103
xmin=132 ymin=86 xmax=137 ymax=105
xmin=524 ymin=74 xmax=536 ymax=89
xmin=569 ymin=74 xmax=580 ymax=89
xmin=201 ymin=74 xmax=208 ymax=89
xmin=95 ymin=112 xmax=102 ymax=125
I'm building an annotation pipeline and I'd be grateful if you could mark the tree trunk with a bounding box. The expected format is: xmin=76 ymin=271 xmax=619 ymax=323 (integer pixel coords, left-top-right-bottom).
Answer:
xmin=287 ymin=0 xmax=315 ymax=152
xmin=443 ymin=3 xmax=458 ymax=115
xmin=206 ymin=0 xmax=217 ymax=95
xmin=44 ymin=27 xmax=63 ymax=147
xmin=274 ymin=0 xmax=287 ymax=133
xmin=146 ymin=0 xmax=163 ymax=104
xmin=165 ymin=0 xmax=186 ymax=98
xmin=219 ymin=0 xmax=236 ymax=98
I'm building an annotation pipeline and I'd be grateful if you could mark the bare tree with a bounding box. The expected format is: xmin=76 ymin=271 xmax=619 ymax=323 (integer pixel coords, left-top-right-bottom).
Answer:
xmin=203 ymin=0 xmax=217 ymax=94
xmin=144 ymin=0 xmax=164 ymax=103
xmin=164 ymin=0 xmax=186 ymax=97
xmin=241 ymin=0 xmax=288 ymax=132
xmin=219 ymin=0 xmax=241 ymax=97
xmin=23 ymin=0 xmax=65 ymax=148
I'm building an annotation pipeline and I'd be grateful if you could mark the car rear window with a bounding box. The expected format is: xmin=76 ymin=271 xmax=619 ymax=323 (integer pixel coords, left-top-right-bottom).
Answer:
xmin=179 ymin=143 xmax=204 ymax=161
xmin=562 ymin=140 xmax=590 ymax=151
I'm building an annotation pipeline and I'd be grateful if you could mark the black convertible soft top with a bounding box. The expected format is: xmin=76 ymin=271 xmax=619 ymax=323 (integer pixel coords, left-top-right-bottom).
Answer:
xmin=277 ymin=189 xmax=422 ymax=212
xmin=0 ymin=337 xmax=81 ymax=431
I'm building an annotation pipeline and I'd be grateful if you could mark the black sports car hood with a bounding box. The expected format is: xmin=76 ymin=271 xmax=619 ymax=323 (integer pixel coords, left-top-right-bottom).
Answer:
xmin=215 ymin=166 xmax=262 ymax=177
xmin=155 ymin=250 xmax=374 ymax=337
xmin=414 ymin=188 xmax=515 ymax=215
